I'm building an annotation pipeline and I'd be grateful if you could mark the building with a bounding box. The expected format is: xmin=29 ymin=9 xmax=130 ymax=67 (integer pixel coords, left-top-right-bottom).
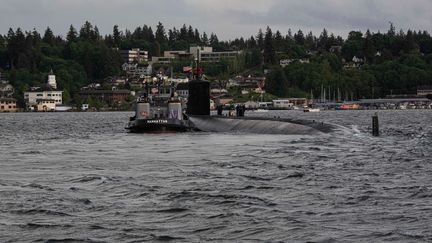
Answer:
xmin=352 ymin=56 xmax=365 ymax=64
xmin=151 ymin=46 xmax=239 ymax=64
xmin=78 ymin=89 xmax=131 ymax=103
xmin=417 ymin=86 xmax=432 ymax=96
xmin=272 ymin=99 xmax=293 ymax=109
xmin=24 ymin=71 xmax=63 ymax=111
xmin=0 ymin=81 xmax=14 ymax=98
xmin=190 ymin=46 xmax=239 ymax=63
xmin=122 ymin=63 xmax=152 ymax=76
xmin=164 ymin=50 xmax=191 ymax=58
xmin=176 ymin=82 xmax=189 ymax=98
xmin=329 ymin=45 xmax=342 ymax=53
xmin=0 ymin=98 xmax=17 ymax=112
xmin=273 ymin=98 xmax=308 ymax=109
xmin=280 ymin=58 xmax=310 ymax=67
xmin=231 ymin=76 xmax=266 ymax=93
xmin=151 ymin=56 xmax=176 ymax=65
xmin=120 ymin=48 xmax=148 ymax=63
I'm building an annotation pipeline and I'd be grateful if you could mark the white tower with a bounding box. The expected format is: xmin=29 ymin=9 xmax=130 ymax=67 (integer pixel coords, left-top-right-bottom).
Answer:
xmin=47 ymin=69 xmax=57 ymax=89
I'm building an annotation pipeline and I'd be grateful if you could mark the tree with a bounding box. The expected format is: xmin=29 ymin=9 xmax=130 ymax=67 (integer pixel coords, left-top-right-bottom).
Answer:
xmin=256 ymin=29 xmax=264 ymax=49
xmin=113 ymin=25 xmax=122 ymax=47
xmin=209 ymin=33 xmax=219 ymax=48
xmin=294 ymin=30 xmax=305 ymax=45
xmin=43 ymin=27 xmax=55 ymax=45
xmin=266 ymin=66 xmax=289 ymax=97
xmin=66 ymin=25 xmax=78 ymax=43
xmin=263 ymin=26 xmax=276 ymax=65
xmin=155 ymin=22 xmax=167 ymax=45
xmin=201 ymin=32 xmax=209 ymax=46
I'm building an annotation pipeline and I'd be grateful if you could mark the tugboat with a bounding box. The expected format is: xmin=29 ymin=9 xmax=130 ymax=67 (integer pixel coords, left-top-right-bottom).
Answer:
xmin=126 ymin=81 xmax=193 ymax=133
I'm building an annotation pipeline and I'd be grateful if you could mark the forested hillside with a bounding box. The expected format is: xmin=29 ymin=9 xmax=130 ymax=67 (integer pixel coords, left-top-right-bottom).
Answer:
xmin=1 ymin=21 xmax=432 ymax=104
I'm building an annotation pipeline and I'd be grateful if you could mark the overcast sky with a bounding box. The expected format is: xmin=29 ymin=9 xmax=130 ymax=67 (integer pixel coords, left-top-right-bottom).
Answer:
xmin=1 ymin=0 xmax=431 ymax=40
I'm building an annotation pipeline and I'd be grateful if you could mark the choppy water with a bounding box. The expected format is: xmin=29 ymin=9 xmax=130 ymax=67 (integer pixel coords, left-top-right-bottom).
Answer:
xmin=0 ymin=110 xmax=431 ymax=242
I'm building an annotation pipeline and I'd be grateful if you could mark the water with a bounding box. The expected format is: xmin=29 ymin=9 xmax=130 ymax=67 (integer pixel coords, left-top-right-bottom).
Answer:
xmin=0 ymin=110 xmax=431 ymax=242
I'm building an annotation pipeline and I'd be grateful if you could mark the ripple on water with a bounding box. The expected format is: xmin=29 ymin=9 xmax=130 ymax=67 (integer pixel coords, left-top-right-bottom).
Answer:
xmin=0 ymin=110 xmax=432 ymax=242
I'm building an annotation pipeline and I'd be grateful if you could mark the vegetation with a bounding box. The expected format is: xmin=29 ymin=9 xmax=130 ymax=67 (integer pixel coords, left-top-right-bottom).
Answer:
xmin=1 ymin=21 xmax=432 ymax=105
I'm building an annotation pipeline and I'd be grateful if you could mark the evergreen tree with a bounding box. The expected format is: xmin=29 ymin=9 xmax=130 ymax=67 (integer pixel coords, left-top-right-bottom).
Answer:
xmin=155 ymin=22 xmax=167 ymax=44
xmin=66 ymin=25 xmax=78 ymax=43
xmin=266 ymin=66 xmax=289 ymax=96
xmin=112 ymin=25 xmax=122 ymax=47
xmin=43 ymin=27 xmax=55 ymax=45
xmin=294 ymin=30 xmax=305 ymax=45
xmin=256 ymin=29 xmax=264 ymax=49
xmin=209 ymin=33 xmax=219 ymax=47
xmin=263 ymin=27 xmax=276 ymax=65
xmin=201 ymin=32 xmax=209 ymax=46
xmin=274 ymin=30 xmax=284 ymax=51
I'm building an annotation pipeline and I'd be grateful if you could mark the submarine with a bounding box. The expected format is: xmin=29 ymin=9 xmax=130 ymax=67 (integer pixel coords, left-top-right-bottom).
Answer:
xmin=127 ymin=51 xmax=336 ymax=134
xmin=185 ymin=78 xmax=335 ymax=135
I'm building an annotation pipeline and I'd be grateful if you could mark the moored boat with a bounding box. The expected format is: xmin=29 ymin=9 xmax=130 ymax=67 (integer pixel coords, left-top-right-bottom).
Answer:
xmin=335 ymin=103 xmax=361 ymax=110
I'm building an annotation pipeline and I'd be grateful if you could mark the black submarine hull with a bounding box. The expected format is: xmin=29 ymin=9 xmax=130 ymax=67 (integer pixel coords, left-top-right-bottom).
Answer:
xmin=126 ymin=115 xmax=336 ymax=134
xmin=187 ymin=115 xmax=335 ymax=135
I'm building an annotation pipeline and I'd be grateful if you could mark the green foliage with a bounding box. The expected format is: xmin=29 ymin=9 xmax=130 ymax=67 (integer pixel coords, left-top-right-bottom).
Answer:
xmin=1 ymin=21 xmax=432 ymax=104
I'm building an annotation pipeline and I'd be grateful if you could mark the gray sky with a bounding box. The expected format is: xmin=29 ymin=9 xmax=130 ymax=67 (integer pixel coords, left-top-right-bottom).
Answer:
xmin=1 ymin=0 xmax=431 ymax=40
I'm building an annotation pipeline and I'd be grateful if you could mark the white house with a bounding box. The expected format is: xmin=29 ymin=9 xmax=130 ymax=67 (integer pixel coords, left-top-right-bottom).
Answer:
xmin=24 ymin=71 xmax=63 ymax=111
xmin=0 ymin=81 xmax=14 ymax=97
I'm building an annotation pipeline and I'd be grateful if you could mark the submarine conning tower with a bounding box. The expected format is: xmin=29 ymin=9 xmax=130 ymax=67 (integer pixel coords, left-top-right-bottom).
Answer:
xmin=187 ymin=79 xmax=210 ymax=116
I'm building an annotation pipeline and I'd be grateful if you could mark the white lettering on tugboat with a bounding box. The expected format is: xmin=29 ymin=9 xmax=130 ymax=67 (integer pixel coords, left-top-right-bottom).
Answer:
xmin=147 ymin=120 xmax=168 ymax=124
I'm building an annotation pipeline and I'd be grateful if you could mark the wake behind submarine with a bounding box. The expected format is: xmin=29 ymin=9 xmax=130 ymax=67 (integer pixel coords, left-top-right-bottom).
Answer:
xmin=126 ymin=76 xmax=337 ymax=135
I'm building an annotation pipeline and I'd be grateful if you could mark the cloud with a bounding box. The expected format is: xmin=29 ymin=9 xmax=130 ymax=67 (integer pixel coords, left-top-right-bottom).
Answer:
xmin=0 ymin=0 xmax=431 ymax=40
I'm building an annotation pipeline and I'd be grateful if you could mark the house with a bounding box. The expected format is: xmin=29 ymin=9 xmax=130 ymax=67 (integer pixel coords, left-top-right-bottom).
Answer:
xmin=280 ymin=58 xmax=310 ymax=67
xmin=329 ymin=45 xmax=342 ymax=53
xmin=0 ymin=98 xmax=17 ymax=112
xmin=0 ymin=81 xmax=14 ymax=98
xmin=280 ymin=59 xmax=294 ymax=67
xmin=122 ymin=63 xmax=152 ymax=77
xmin=105 ymin=76 xmax=127 ymax=86
xmin=78 ymin=89 xmax=131 ymax=103
xmin=176 ymin=82 xmax=189 ymax=98
xmin=24 ymin=71 xmax=63 ymax=111
xmin=35 ymin=99 xmax=57 ymax=111
xmin=232 ymin=76 xmax=266 ymax=91
xmin=352 ymin=56 xmax=365 ymax=63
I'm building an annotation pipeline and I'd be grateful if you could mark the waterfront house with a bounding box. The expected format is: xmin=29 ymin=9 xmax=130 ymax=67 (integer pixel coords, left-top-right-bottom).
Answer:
xmin=24 ymin=71 xmax=63 ymax=111
xmin=0 ymin=98 xmax=17 ymax=112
